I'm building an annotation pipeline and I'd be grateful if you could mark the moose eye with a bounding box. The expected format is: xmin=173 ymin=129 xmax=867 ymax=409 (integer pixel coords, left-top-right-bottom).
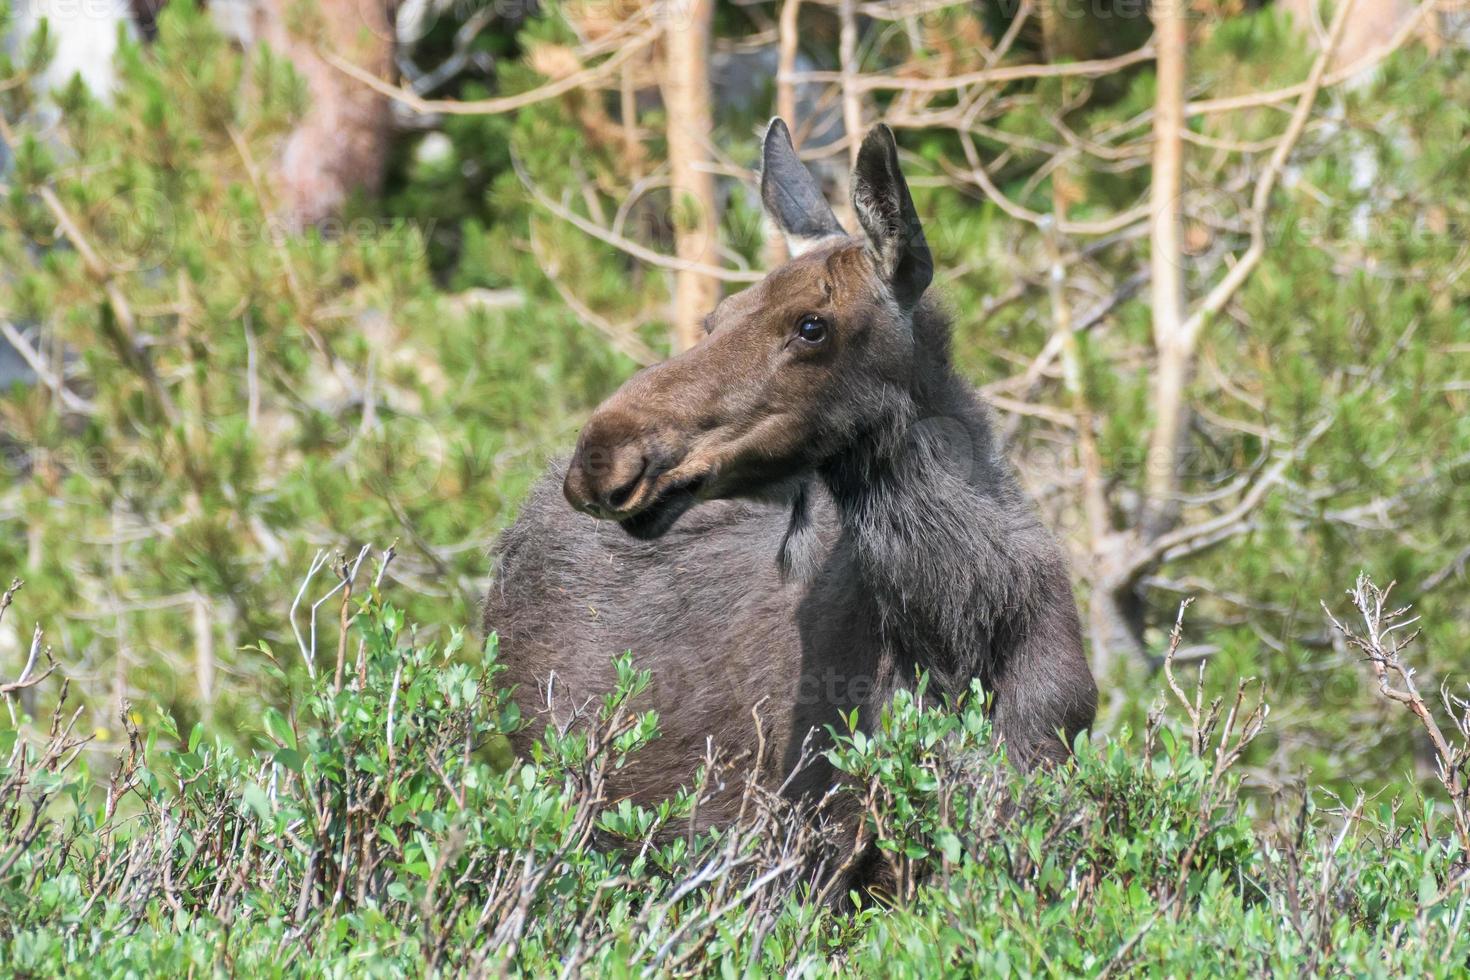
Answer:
xmin=796 ymin=314 xmax=828 ymax=345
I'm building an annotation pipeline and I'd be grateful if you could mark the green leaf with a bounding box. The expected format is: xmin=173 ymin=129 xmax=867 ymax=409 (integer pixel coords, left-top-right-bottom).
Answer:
xmin=273 ymin=747 xmax=304 ymax=772
xmin=262 ymin=707 xmax=296 ymax=750
xmin=240 ymin=783 xmax=271 ymax=821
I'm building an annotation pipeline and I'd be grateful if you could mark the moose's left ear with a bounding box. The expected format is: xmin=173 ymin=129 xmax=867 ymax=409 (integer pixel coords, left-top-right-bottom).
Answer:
xmin=850 ymin=124 xmax=933 ymax=310
xmin=761 ymin=118 xmax=845 ymax=256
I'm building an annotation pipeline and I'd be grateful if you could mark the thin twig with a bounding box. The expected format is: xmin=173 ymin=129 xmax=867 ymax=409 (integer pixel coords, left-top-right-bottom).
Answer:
xmin=322 ymin=23 xmax=661 ymax=117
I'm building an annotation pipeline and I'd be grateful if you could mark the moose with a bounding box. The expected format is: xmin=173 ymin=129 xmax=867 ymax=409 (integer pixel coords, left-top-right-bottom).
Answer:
xmin=484 ymin=120 xmax=1097 ymax=834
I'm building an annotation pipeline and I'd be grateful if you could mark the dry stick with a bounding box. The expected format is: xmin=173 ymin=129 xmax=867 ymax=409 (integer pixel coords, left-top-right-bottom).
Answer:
xmin=981 ymin=264 xmax=1151 ymax=398
xmin=401 ymin=3 xmax=499 ymax=99
xmin=0 ymin=113 xmax=181 ymax=431
xmin=1161 ymin=598 xmax=1203 ymax=748
xmin=1184 ymin=0 xmax=1438 ymax=116
xmin=1142 ymin=0 xmax=1357 ymax=539
xmin=1096 ymin=904 xmax=1167 ymax=980
xmin=0 ymin=578 xmax=18 ymax=630
xmin=355 ymin=544 xmax=396 ymax=692
xmin=527 ymin=223 xmax=660 ymax=366
xmin=954 ymin=125 xmax=1152 ymax=236
xmin=951 ymin=0 xmax=1417 ymax=286
xmin=320 ymin=22 xmax=661 ymax=117
xmin=893 ymin=2 xmax=1144 ymax=233
xmin=852 ymin=0 xmax=964 ymax=18
xmin=1011 ymin=0 xmax=1437 ymax=377
xmin=40 ymin=203 xmax=175 ymax=426
xmin=1175 ymin=0 xmax=1359 ymax=352
xmin=1123 ymin=405 xmax=1339 ymax=586
xmin=1120 ymin=310 xmax=1420 ymax=591
xmin=290 ymin=551 xmax=331 ymax=680
xmin=0 ymin=316 xmax=92 ymax=413
xmin=334 ymin=568 xmax=353 ymax=696
xmin=1 ymin=625 xmax=52 ymax=713
xmin=332 ymin=549 xmax=370 ymax=694
xmin=786 ymin=40 xmax=1156 ymax=93
xmin=512 ymin=153 xmax=762 ymax=283
xmin=1324 ymin=576 xmax=1470 ymax=852
xmin=986 ymin=393 xmax=1077 ymax=427
xmin=980 ymin=0 xmax=1038 ymax=77
xmin=861 ymin=0 xmax=1029 ymax=143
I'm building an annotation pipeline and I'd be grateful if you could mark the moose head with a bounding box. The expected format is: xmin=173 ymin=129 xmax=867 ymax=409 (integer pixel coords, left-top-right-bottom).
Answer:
xmin=562 ymin=119 xmax=935 ymax=540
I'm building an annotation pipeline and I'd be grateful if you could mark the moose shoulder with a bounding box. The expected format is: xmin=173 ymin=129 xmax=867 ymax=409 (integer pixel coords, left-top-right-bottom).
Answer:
xmin=484 ymin=120 xmax=1097 ymax=828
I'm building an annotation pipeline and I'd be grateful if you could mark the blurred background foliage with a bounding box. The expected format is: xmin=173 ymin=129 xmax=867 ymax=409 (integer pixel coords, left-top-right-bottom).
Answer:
xmin=0 ymin=0 xmax=1466 ymax=810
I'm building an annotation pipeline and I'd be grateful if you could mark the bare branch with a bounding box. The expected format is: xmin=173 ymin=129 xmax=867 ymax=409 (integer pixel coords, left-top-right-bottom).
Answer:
xmin=513 ymin=154 xmax=761 ymax=284
xmin=1324 ymin=574 xmax=1470 ymax=854
xmin=1175 ymin=0 xmax=1360 ymax=352
xmin=784 ymin=42 xmax=1157 ymax=94
xmin=0 ymin=318 xmax=93 ymax=414
xmin=1184 ymin=0 xmax=1439 ymax=117
xmin=1141 ymin=0 xmax=1356 ymax=539
xmin=322 ymin=23 xmax=661 ymax=118
xmin=528 ymin=225 xmax=661 ymax=366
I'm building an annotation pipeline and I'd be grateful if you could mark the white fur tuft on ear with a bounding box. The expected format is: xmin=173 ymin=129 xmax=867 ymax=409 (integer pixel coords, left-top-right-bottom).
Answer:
xmin=781 ymin=228 xmax=838 ymax=258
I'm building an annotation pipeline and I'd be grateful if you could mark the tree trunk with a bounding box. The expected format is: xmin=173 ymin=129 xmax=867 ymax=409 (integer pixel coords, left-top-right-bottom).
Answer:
xmin=192 ymin=591 xmax=215 ymax=723
xmin=12 ymin=0 xmax=132 ymax=97
xmin=838 ymin=0 xmax=863 ymax=169
xmin=1143 ymin=0 xmax=1188 ymax=541
xmin=767 ymin=0 xmax=804 ymax=268
xmin=256 ymin=0 xmax=393 ymax=229
xmin=659 ymin=0 xmax=720 ymax=352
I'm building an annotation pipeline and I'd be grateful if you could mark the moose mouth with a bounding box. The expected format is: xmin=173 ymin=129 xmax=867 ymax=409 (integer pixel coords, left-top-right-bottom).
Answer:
xmin=617 ymin=475 xmax=706 ymax=539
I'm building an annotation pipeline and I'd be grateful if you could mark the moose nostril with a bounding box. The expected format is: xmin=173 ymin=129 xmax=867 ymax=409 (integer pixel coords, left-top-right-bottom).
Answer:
xmin=565 ymin=412 xmax=658 ymax=517
xmin=602 ymin=454 xmax=650 ymax=511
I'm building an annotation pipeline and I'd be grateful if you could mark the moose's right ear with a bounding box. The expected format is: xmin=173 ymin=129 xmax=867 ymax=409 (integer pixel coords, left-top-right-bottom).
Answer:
xmin=851 ymin=124 xmax=933 ymax=310
xmin=760 ymin=118 xmax=845 ymax=257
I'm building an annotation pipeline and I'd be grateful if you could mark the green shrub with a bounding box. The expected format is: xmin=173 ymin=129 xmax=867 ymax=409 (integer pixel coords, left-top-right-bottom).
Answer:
xmin=2 ymin=568 xmax=1467 ymax=975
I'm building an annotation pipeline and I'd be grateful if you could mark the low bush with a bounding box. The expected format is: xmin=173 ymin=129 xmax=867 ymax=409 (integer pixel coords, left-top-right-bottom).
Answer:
xmin=1 ymin=563 xmax=1467 ymax=976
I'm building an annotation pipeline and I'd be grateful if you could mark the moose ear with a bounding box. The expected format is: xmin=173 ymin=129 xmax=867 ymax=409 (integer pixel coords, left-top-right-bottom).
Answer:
xmin=761 ymin=118 xmax=844 ymax=257
xmin=850 ymin=124 xmax=933 ymax=310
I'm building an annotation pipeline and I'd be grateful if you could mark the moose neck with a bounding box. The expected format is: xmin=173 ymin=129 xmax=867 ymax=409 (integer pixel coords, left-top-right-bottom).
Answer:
xmin=818 ymin=315 xmax=1037 ymax=695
